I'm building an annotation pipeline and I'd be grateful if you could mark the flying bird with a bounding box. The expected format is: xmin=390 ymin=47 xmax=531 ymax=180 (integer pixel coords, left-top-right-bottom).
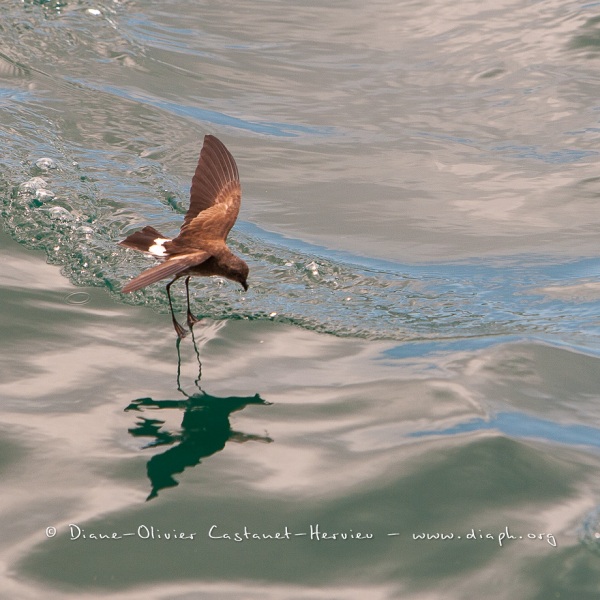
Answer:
xmin=120 ymin=135 xmax=249 ymax=338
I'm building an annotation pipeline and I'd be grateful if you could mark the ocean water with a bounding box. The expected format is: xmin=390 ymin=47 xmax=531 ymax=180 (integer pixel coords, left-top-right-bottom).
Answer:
xmin=2 ymin=0 xmax=600 ymax=598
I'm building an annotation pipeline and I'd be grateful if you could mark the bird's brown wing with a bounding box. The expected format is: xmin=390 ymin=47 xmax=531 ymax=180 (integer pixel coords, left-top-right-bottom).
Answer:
xmin=178 ymin=135 xmax=241 ymax=243
xmin=122 ymin=251 xmax=210 ymax=293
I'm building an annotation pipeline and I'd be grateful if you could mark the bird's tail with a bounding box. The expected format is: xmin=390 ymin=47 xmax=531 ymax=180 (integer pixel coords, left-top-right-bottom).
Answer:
xmin=120 ymin=225 xmax=169 ymax=253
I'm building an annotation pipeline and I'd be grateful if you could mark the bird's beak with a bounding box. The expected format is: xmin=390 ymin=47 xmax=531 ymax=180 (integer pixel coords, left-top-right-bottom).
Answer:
xmin=242 ymin=281 xmax=249 ymax=292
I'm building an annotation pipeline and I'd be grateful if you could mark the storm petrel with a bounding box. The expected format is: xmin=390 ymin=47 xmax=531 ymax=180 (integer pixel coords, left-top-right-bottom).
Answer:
xmin=120 ymin=135 xmax=249 ymax=338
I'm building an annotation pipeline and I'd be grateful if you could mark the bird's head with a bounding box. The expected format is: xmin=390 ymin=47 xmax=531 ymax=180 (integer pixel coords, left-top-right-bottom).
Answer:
xmin=222 ymin=255 xmax=249 ymax=292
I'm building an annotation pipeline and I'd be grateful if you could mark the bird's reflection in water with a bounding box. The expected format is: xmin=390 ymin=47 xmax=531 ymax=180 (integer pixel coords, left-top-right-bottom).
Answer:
xmin=125 ymin=330 xmax=272 ymax=500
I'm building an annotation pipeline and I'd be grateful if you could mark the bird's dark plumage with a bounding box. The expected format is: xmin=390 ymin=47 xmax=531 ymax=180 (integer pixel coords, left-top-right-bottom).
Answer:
xmin=120 ymin=135 xmax=248 ymax=337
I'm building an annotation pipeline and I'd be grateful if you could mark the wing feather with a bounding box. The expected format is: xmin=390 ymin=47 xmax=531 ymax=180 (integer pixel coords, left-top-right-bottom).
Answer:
xmin=183 ymin=135 xmax=240 ymax=229
xmin=122 ymin=251 xmax=210 ymax=293
xmin=171 ymin=136 xmax=241 ymax=246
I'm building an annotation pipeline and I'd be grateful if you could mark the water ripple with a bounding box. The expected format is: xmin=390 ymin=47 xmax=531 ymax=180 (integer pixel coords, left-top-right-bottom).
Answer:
xmin=2 ymin=145 xmax=599 ymax=342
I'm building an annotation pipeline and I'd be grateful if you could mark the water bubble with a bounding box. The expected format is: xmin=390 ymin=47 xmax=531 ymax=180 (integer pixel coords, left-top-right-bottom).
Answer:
xmin=65 ymin=292 xmax=90 ymax=305
xmin=48 ymin=206 xmax=73 ymax=220
xmin=77 ymin=225 xmax=94 ymax=236
xmin=86 ymin=8 xmax=102 ymax=16
xmin=306 ymin=260 xmax=320 ymax=276
xmin=35 ymin=157 xmax=57 ymax=170
xmin=35 ymin=188 xmax=56 ymax=201
xmin=19 ymin=177 xmax=47 ymax=194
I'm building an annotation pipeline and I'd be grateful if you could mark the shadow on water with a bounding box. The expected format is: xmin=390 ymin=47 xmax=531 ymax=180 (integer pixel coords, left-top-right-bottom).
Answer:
xmin=124 ymin=329 xmax=272 ymax=501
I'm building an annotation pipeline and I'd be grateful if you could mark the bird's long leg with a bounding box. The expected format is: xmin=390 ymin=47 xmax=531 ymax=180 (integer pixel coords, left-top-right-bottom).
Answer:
xmin=166 ymin=278 xmax=187 ymax=338
xmin=185 ymin=276 xmax=200 ymax=328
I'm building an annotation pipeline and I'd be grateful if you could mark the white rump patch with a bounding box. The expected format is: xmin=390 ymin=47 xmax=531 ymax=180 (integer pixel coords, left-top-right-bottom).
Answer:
xmin=148 ymin=238 xmax=171 ymax=257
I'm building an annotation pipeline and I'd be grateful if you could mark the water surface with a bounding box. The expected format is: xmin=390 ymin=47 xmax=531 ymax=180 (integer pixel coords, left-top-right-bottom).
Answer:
xmin=2 ymin=0 xmax=600 ymax=598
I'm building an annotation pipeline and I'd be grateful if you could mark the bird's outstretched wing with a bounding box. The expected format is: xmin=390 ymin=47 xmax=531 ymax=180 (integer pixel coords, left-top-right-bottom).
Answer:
xmin=122 ymin=251 xmax=210 ymax=293
xmin=174 ymin=135 xmax=241 ymax=245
